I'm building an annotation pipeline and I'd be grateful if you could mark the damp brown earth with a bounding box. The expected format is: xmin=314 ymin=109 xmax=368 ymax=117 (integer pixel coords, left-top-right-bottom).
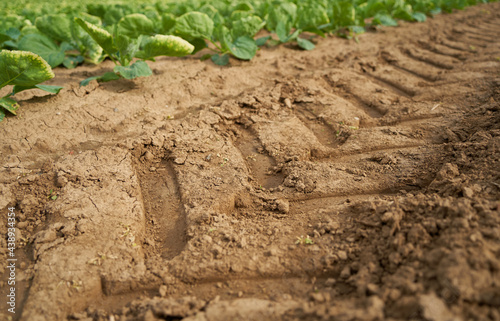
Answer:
xmin=1 ymin=3 xmax=499 ymax=321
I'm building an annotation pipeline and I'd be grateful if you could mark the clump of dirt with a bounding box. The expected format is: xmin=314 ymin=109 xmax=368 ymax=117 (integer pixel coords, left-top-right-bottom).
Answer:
xmin=0 ymin=3 xmax=499 ymax=321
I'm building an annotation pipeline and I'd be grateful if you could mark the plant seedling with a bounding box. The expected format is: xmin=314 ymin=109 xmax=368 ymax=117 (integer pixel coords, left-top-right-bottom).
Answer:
xmin=75 ymin=14 xmax=194 ymax=85
xmin=0 ymin=50 xmax=62 ymax=121
xmin=296 ymin=235 xmax=314 ymax=245
xmin=47 ymin=189 xmax=58 ymax=200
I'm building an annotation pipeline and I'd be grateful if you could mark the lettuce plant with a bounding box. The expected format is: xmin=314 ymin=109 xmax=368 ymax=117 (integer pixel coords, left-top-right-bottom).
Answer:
xmin=0 ymin=50 xmax=62 ymax=121
xmin=174 ymin=11 xmax=264 ymax=66
xmin=75 ymin=13 xmax=194 ymax=86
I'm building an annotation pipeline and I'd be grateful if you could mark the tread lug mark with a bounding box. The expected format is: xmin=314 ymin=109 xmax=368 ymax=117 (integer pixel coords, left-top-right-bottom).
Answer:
xmin=253 ymin=115 xmax=331 ymax=162
xmin=417 ymin=41 xmax=469 ymax=60
xmin=402 ymin=46 xmax=458 ymax=70
xmin=452 ymin=26 xmax=498 ymax=40
xmin=320 ymin=75 xmax=385 ymax=119
xmin=461 ymin=34 xmax=495 ymax=44
xmin=290 ymin=192 xmax=401 ymax=215
xmin=281 ymin=144 xmax=433 ymax=195
xmin=378 ymin=113 xmax=444 ymax=127
xmin=438 ymin=37 xmax=478 ymax=53
xmin=446 ymin=33 xmax=488 ymax=48
xmin=381 ymin=50 xmax=442 ymax=81
xmin=474 ymin=22 xmax=500 ymax=34
xmin=293 ymin=104 xmax=342 ymax=147
xmin=475 ymin=21 xmax=500 ymax=30
xmin=305 ymin=81 xmax=377 ymax=123
xmin=324 ymin=70 xmax=407 ymax=117
xmin=436 ymin=71 xmax=490 ymax=84
xmin=137 ymin=158 xmax=186 ymax=260
xmin=364 ymin=66 xmax=421 ymax=97
xmin=334 ymin=126 xmax=425 ymax=156
xmin=466 ymin=22 xmax=499 ymax=35
xmin=234 ymin=126 xmax=285 ymax=189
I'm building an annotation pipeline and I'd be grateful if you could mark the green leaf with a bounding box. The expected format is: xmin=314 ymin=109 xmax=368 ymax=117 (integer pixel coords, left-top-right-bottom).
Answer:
xmin=115 ymin=34 xmax=140 ymax=66
xmin=286 ymin=29 xmax=301 ymax=43
xmin=80 ymin=71 xmax=120 ymax=86
xmin=372 ymin=13 xmax=398 ymax=26
xmin=331 ymin=2 xmax=357 ymax=27
xmin=211 ymin=53 xmax=229 ymax=66
xmin=297 ymin=38 xmax=315 ymax=50
xmin=161 ymin=13 xmax=176 ymax=33
xmin=0 ymin=108 xmax=5 ymax=122
xmin=233 ymin=2 xmax=254 ymax=12
xmin=20 ymin=25 xmax=40 ymax=37
xmin=74 ymin=17 xmax=117 ymax=57
xmin=0 ymin=50 xmax=54 ymax=89
xmin=175 ymin=12 xmax=214 ymax=40
xmin=303 ymin=26 xmax=326 ymax=38
xmin=189 ymin=38 xmax=208 ymax=54
xmin=0 ymin=33 xmax=10 ymax=45
xmin=231 ymin=15 xmax=264 ymax=39
xmin=35 ymin=84 xmax=63 ymax=94
xmin=296 ymin=3 xmax=329 ymax=30
xmin=18 ymin=34 xmax=64 ymax=68
xmin=11 ymin=84 xmax=63 ymax=95
xmin=198 ymin=4 xmax=224 ymax=26
xmin=78 ymin=32 xmax=104 ymax=64
xmin=137 ymin=35 xmax=194 ymax=60
xmin=6 ymin=28 xmax=21 ymax=41
xmin=76 ymin=12 xmax=102 ymax=26
xmin=412 ymin=12 xmax=427 ymax=22
xmin=0 ymin=97 xmax=20 ymax=115
xmin=103 ymin=6 xmax=127 ymax=26
xmin=351 ymin=26 xmax=366 ymax=35
xmin=0 ymin=15 xmax=25 ymax=33
xmin=256 ymin=36 xmax=271 ymax=46
xmin=113 ymin=60 xmax=152 ymax=79
xmin=63 ymin=55 xmax=84 ymax=69
xmin=35 ymin=14 xmax=72 ymax=43
xmin=116 ymin=14 xmax=154 ymax=39
xmin=200 ymin=54 xmax=212 ymax=61
xmin=229 ymin=10 xmax=253 ymax=22
xmin=276 ymin=21 xmax=289 ymax=43
xmin=267 ymin=2 xmax=297 ymax=32
xmin=392 ymin=7 xmax=414 ymax=21
xmin=228 ymin=36 xmax=257 ymax=60
xmin=214 ymin=25 xmax=232 ymax=52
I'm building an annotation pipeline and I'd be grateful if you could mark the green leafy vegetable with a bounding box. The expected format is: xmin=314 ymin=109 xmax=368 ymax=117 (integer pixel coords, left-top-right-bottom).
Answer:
xmin=227 ymin=36 xmax=257 ymax=60
xmin=175 ymin=12 xmax=214 ymax=40
xmin=35 ymin=14 xmax=73 ymax=43
xmin=0 ymin=50 xmax=62 ymax=121
xmin=75 ymin=15 xmax=194 ymax=85
xmin=18 ymin=34 xmax=65 ymax=67
xmin=114 ymin=60 xmax=152 ymax=79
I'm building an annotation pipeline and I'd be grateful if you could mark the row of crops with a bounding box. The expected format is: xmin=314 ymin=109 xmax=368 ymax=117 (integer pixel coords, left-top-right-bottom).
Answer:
xmin=0 ymin=0 xmax=496 ymax=121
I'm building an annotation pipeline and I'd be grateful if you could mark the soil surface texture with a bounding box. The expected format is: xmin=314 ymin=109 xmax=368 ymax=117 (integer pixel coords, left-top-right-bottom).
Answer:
xmin=1 ymin=3 xmax=500 ymax=321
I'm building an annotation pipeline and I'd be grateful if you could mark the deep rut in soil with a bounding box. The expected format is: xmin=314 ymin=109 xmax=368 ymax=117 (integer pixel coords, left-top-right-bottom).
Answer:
xmin=137 ymin=158 xmax=187 ymax=260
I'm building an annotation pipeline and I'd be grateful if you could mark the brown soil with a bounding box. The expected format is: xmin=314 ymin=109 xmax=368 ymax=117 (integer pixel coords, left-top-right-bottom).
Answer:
xmin=1 ymin=4 xmax=500 ymax=321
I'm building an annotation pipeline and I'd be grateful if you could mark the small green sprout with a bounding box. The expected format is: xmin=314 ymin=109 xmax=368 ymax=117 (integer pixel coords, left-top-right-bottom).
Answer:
xmin=296 ymin=235 xmax=314 ymax=245
xmin=47 ymin=189 xmax=58 ymax=200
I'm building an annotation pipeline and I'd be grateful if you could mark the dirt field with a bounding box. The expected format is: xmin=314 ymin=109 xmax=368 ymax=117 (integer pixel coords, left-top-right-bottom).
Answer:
xmin=1 ymin=3 xmax=499 ymax=321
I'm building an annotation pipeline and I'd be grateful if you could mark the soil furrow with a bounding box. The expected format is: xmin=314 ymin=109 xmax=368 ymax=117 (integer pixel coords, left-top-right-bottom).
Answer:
xmin=137 ymin=158 xmax=187 ymax=260
xmin=403 ymin=46 xmax=458 ymax=69
xmin=234 ymin=126 xmax=284 ymax=189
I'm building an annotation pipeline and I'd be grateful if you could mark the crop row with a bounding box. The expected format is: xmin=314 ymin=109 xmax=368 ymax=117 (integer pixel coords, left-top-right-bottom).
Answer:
xmin=0 ymin=0 xmax=496 ymax=121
